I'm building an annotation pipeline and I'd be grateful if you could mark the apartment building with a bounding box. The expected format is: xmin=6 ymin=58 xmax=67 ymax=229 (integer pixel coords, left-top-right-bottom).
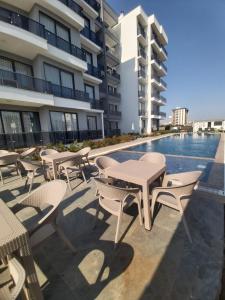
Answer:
xmin=172 ymin=107 xmax=188 ymax=126
xmin=0 ymin=0 xmax=105 ymax=148
xmin=118 ymin=6 xmax=168 ymax=134
xmin=193 ymin=120 xmax=225 ymax=132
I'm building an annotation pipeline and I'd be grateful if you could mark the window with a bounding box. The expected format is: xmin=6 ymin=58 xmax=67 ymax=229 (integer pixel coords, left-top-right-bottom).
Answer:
xmin=214 ymin=121 xmax=222 ymax=126
xmin=83 ymin=15 xmax=90 ymax=29
xmin=0 ymin=110 xmax=40 ymax=134
xmin=0 ymin=56 xmax=33 ymax=76
xmin=50 ymin=111 xmax=78 ymax=132
xmin=85 ymin=50 xmax=93 ymax=65
xmin=39 ymin=12 xmax=70 ymax=42
xmin=44 ymin=64 xmax=74 ymax=89
xmin=84 ymin=84 xmax=95 ymax=100
xmin=108 ymin=85 xmax=117 ymax=94
xmin=109 ymin=104 xmax=118 ymax=112
xmin=109 ymin=121 xmax=118 ymax=130
xmin=87 ymin=116 xmax=97 ymax=131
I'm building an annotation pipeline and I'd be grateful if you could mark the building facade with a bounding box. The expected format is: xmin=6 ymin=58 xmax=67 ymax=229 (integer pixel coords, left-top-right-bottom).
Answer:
xmin=118 ymin=6 xmax=168 ymax=134
xmin=0 ymin=0 xmax=105 ymax=148
xmin=172 ymin=107 xmax=188 ymax=126
xmin=0 ymin=1 xmax=168 ymax=149
xmin=193 ymin=120 xmax=225 ymax=132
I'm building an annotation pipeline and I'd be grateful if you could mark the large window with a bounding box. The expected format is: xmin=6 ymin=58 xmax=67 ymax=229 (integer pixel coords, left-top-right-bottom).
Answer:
xmin=44 ymin=63 xmax=74 ymax=89
xmin=87 ymin=116 xmax=97 ymax=131
xmin=50 ymin=111 xmax=78 ymax=132
xmin=85 ymin=50 xmax=93 ymax=65
xmin=84 ymin=84 xmax=95 ymax=100
xmin=0 ymin=110 xmax=40 ymax=134
xmin=39 ymin=12 xmax=70 ymax=42
xmin=109 ymin=121 xmax=118 ymax=130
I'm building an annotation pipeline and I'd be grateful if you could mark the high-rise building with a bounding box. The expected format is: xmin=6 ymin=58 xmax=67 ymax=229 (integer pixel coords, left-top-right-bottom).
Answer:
xmin=118 ymin=6 xmax=168 ymax=134
xmin=0 ymin=1 xmax=168 ymax=148
xmin=172 ymin=107 xmax=189 ymax=126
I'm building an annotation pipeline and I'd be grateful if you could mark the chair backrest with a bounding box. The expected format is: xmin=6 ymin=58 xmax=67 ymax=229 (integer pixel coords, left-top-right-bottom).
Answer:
xmin=94 ymin=156 xmax=119 ymax=173
xmin=40 ymin=148 xmax=58 ymax=159
xmin=94 ymin=177 xmax=138 ymax=203
xmin=18 ymin=159 xmax=38 ymax=172
xmin=8 ymin=257 xmax=26 ymax=299
xmin=20 ymin=147 xmax=36 ymax=159
xmin=163 ymin=171 xmax=202 ymax=187
xmin=21 ymin=180 xmax=67 ymax=209
xmin=139 ymin=152 xmax=166 ymax=165
xmin=0 ymin=154 xmax=19 ymax=166
xmin=0 ymin=150 xmax=9 ymax=155
xmin=78 ymin=147 xmax=91 ymax=157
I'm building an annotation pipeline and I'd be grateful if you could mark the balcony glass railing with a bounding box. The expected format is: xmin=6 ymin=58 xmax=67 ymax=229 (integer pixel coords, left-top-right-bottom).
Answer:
xmin=160 ymin=112 xmax=166 ymax=118
xmin=138 ymin=110 xmax=147 ymax=116
xmin=138 ymin=48 xmax=147 ymax=59
xmin=45 ymin=30 xmax=86 ymax=61
xmin=107 ymin=69 xmax=120 ymax=80
xmin=137 ymin=27 xmax=146 ymax=39
xmin=160 ymin=78 xmax=167 ymax=88
xmin=108 ymin=110 xmax=122 ymax=117
xmin=108 ymin=89 xmax=121 ymax=98
xmin=152 ymin=32 xmax=168 ymax=56
xmin=86 ymin=64 xmax=102 ymax=78
xmin=160 ymin=95 xmax=167 ymax=103
xmin=81 ymin=26 xmax=102 ymax=47
xmin=0 ymin=7 xmax=86 ymax=61
xmin=83 ymin=0 xmax=101 ymax=12
xmin=138 ymin=70 xmax=146 ymax=78
xmin=151 ymin=56 xmax=167 ymax=72
xmin=138 ymin=90 xmax=146 ymax=97
xmin=0 ymin=69 xmax=90 ymax=102
xmin=58 ymin=0 xmax=83 ymax=16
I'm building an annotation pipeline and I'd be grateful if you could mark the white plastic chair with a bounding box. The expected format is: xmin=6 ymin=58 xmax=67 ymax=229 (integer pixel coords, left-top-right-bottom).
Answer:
xmin=94 ymin=156 xmax=120 ymax=177
xmin=77 ymin=147 xmax=91 ymax=166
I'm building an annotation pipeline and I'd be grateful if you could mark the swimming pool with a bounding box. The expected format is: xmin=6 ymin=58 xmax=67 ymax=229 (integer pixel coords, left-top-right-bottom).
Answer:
xmin=125 ymin=133 xmax=220 ymax=158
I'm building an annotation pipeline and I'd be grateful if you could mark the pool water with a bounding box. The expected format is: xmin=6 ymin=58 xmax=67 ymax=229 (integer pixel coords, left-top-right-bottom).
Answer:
xmin=126 ymin=133 xmax=220 ymax=158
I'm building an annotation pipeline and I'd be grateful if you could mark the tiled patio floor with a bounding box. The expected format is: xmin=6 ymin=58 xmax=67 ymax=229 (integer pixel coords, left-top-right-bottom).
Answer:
xmin=0 ymin=165 xmax=224 ymax=300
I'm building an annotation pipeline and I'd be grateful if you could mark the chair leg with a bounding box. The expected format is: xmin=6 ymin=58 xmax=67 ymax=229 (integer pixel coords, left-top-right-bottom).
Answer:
xmin=136 ymin=193 xmax=143 ymax=226
xmin=114 ymin=209 xmax=123 ymax=247
xmin=0 ymin=169 xmax=4 ymax=185
xmin=178 ymin=201 xmax=192 ymax=243
xmin=81 ymin=170 xmax=87 ymax=183
xmin=93 ymin=202 xmax=100 ymax=229
xmin=52 ymin=222 xmax=77 ymax=254
xmin=24 ymin=176 xmax=29 ymax=190
xmin=28 ymin=174 xmax=34 ymax=194
xmin=66 ymin=170 xmax=72 ymax=191
xmin=151 ymin=196 xmax=157 ymax=221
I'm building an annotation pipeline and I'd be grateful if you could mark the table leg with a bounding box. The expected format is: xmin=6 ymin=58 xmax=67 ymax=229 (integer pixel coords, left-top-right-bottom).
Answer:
xmin=52 ymin=161 xmax=57 ymax=180
xmin=142 ymin=184 xmax=152 ymax=230
xmin=20 ymin=239 xmax=43 ymax=300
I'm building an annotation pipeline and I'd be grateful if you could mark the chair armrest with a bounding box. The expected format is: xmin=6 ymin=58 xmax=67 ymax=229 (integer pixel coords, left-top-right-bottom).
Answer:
xmin=152 ymin=186 xmax=178 ymax=203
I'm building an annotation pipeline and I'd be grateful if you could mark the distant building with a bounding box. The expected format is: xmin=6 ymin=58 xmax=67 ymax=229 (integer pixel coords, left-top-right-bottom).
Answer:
xmin=193 ymin=120 xmax=225 ymax=132
xmin=172 ymin=107 xmax=188 ymax=126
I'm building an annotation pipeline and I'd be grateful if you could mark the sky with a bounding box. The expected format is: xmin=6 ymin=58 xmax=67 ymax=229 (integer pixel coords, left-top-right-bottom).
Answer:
xmin=107 ymin=0 xmax=225 ymax=121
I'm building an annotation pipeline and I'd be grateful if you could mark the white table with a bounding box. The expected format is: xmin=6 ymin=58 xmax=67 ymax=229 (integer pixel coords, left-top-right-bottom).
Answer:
xmin=43 ymin=151 xmax=81 ymax=179
xmin=105 ymin=159 xmax=166 ymax=230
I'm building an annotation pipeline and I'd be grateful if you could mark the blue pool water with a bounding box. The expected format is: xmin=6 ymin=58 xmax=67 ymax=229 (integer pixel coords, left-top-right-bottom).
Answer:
xmin=126 ymin=133 xmax=220 ymax=158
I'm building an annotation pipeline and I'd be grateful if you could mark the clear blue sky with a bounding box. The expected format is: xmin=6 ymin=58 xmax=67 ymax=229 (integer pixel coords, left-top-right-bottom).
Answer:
xmin=107 ymin=0 xmax=225 ymax=121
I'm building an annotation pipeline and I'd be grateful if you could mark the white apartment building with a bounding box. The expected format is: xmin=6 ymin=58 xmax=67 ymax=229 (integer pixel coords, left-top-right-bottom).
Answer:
xmin=117 ymin=6 xmax=168 ymax=134
xmin=0 ymin=0 xmax=105 ymax=148
xmin=193 ymin=120 xmax=225 ymax=132
xmin=172 ymin=107 xmax=188 ymax=126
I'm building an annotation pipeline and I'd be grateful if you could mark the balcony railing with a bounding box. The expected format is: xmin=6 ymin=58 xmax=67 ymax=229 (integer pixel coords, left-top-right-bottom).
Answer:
xmin=83 ymin=0 xmax=101 ymax=12
xmin=152 ymin=31 xmax=168 ymax=56
xmin=45 ymin=30 xmax=86 ymax=61
xmin=0 ymin=69 xmax=90 ymax=102
xmin=139 ymin=110 xmax=147 ymax=116
xmin=160 ymin=112 xmax=166 ymax=118
xmin=91 ymin=100 xmax=104 ymax=110
xmin=0 ymin=130 xmax=103 ymax=149
xmin=137 ymin=27 xmax=146 ymax=39
xmin=138 ymin=90 xmax=146 ymax=98
xmin=81 ymin=26 xmax=102 ymax=47
xmin=0 ymin=7 xmax=86 ymax=61
xmin=86 ymin=64 xmax=102 ymax=78
xmin=160 ymin=95 xmax=167 ymax=103
xmin=58 ymin=0 xmax=83 ymax=16
xmin=138 ymin=48 xmax=147 ymax=59
xmin=152 ymin=56 xmax=168 ymax=72
xmin=108 ymin=89 xmax=121 ymax=98
xmin=160 ymin=78 xmax=167 ymax=88
xmin=138 ymin=70 xmax=146 ymax=78
xmin=107 ymin=69 xmax=120 ymax=80
xmin=0 ymin=7 xmax=45 ymax=38
xmin=108 ymin=110 xmax=122 ymax=117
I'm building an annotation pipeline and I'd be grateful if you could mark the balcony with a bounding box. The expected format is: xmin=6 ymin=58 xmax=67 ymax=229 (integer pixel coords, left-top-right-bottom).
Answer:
xmin=45 ymin=30 xmax=86 ymax=61
xmin=84 ymin=64 xmax=103 ymax=84
xmin=138 ymin=48 xmax=147 ymax=65
xmin=151 ymin=32 xmax=168 ymax=60
xmin=0 ymin=7 xmax=87 ymax=71
xmin=83 ymin=0 xmax=100 ymax=12
xmin=58 ymin=0 xmax=83 ymax=17
xmin=0 ymin=69 xmax=90 ymax=106
xmin=151 ymin=56 xmax=167 ymax=76
xmin=106 ymin=69 xmax=120 ymax=83
xmin=108 ymin=90 xmax=121 ymax=98
xmin=151 ymin=95 xmax=167 ymax=106
xmin=151 ymin=111 xmax=166 ymax=119
xmin=81 ymin=27 xmax=102 ymax=47
xmin=138 ymin=110 xmax=148 ymax=117
xmin=151 ymin=77 xmax=167 ymax=91
xmin=138 ymin=90 xmax=146 ymax=98
xmin=137 ymin=27 xmax=147 ymax=46
xmin=90 ymin=100 xmax=104 ymax=110
xmin=108 ymin=110 xmax=122 ymax=118
xmin=106 ymin=47 xmax=120 ymax=66
xmin=138 ymin=69 xmax=147 ymax=84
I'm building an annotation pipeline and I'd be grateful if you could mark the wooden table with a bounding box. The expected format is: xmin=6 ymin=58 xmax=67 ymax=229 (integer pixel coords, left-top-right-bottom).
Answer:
xmin=0 ymin=200 xmax=43 ymax=300
xmin=105 ymin=159 xmax=166 ymax=230
xmin=43 ymin=151 xmax=81 ymax=179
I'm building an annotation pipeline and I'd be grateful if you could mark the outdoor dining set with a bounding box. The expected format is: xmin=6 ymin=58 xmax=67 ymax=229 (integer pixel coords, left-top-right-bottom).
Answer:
xmin=0 ymin=146 xmax=201 ymax=299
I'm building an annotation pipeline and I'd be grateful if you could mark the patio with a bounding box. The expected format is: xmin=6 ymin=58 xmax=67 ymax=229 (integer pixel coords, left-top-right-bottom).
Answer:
xmin=0 ymin=165 xmax=224 ymax=300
